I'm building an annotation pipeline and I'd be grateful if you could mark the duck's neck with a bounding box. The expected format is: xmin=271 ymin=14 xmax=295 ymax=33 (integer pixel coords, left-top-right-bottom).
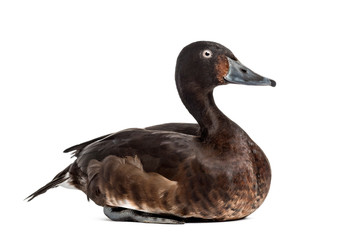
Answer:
xmin=181 ymin=88 xmax=233 ymax=141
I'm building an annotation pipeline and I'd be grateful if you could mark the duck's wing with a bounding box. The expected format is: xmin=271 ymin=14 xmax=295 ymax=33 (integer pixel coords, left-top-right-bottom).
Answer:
xmin=68 ymin=128 xmax=198 ymax=217
xmin=73 ymin=128 xmax=196 ymax=176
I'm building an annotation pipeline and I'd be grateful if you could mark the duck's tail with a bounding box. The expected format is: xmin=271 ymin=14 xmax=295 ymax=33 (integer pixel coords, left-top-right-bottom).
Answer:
xmin=25 ymin=165 xmax=72 ymax=202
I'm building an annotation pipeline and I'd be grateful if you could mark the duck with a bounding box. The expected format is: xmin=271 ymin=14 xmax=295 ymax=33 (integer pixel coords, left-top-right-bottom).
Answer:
xmin=26 ymin=41 xmax=276 ymax=224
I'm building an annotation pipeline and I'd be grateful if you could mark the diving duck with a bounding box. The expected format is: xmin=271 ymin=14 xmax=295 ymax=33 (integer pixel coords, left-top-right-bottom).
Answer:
xmin=27 ymin=41 xmax=275 ymax=224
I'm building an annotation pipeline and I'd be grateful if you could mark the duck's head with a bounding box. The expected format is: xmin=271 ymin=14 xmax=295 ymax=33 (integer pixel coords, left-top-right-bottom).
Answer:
xmin=175 ymin=41 xmax=276 ymax=97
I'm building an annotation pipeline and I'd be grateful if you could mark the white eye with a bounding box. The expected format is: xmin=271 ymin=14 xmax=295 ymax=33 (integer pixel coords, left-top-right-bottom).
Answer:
xmin=202 ymin=49 xmax=212 ymax=58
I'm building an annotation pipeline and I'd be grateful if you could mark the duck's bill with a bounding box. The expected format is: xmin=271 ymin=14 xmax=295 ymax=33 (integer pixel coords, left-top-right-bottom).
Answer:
xmin=224 ymin=57 xmax=276 ymax=87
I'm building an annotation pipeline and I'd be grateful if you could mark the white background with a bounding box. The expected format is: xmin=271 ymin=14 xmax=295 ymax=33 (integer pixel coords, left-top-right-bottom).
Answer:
xmin=1 ymin=0 xmax=346 ymax=239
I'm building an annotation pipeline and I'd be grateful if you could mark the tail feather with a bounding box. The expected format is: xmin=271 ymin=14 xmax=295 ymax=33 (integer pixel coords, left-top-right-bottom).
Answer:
xmin=25 ymin=165 xmax=71 ymax=202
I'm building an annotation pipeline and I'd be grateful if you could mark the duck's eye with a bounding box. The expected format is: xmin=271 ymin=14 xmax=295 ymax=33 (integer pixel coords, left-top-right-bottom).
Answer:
xmin=202 ymin=49 xmax=212 ymax=59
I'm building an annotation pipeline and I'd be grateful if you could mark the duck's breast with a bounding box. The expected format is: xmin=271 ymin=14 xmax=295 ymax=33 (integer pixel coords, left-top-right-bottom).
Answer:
xmin=175 ymin=135 xmax=271 ymax=220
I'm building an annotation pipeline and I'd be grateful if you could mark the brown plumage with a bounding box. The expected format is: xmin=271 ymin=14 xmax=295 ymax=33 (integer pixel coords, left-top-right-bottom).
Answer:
xmin=27 ymin=41 xmax=275 ymax=223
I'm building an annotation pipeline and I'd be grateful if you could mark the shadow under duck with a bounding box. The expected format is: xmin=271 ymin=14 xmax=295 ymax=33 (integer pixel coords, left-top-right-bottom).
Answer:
xmin=27 ymin=41 xmax=276 ymax=224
